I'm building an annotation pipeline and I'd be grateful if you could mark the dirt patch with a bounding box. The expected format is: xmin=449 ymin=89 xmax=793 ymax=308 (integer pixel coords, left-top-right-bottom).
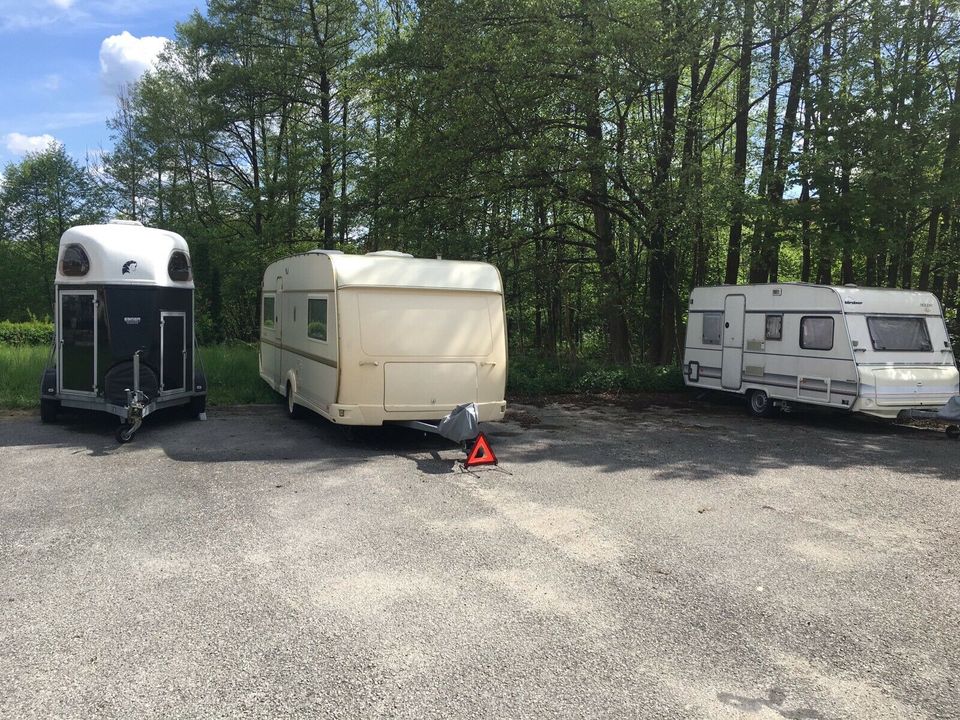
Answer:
xmin=504 ymin=408 xmax=542 ymax=427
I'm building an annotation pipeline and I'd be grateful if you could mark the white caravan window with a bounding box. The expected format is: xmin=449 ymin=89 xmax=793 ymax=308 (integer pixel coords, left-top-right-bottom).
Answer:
xmin=308 ymin=298 xmax=328 ymax=341
xmin=800 ymin=316 xmax=834 ymax=351
xmin=702 ymin=313 xmax=722 ymax=345
xmin=765 ymin=314 xmax=783 ymax=340
xmin=866 ymin=316 xmax=932 ymax=352
xmin=263 ymin=295 xmax=275 ymax=329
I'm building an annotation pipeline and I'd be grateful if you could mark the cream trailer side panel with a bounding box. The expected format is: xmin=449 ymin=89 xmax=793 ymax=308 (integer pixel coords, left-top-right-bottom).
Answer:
xmin=334 ymin=286 xmax=506 ymax=424
xmin=260 ymin=251 xmax=507 ymax=427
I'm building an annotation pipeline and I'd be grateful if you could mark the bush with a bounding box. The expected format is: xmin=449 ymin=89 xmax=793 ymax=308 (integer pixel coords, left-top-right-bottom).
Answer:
xmin=507 ymin=354 xmax=684 ymax=397
xmin=0 ymin=320 xmax=54 ymax=346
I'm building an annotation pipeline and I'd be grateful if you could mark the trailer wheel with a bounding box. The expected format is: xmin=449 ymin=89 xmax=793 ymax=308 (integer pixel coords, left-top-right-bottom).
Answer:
xmin=947 ymin=425 xmax=960 ymax=440
xmin=40 ymin=399 xmax=59 ymax=424
xmin=116 ymin=423 xmax=136 ymax=443
xmin=286 ymin=382 xmax=305 ymax=419
xmin=747 ymin=390 xmax=775 ymax=418
xmin=189 ymin=394 xmax=206 ymax=418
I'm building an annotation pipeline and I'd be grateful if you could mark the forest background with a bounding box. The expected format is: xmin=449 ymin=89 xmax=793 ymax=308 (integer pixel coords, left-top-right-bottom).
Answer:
xmin=2 ymin=0 xmax=959 ymax=369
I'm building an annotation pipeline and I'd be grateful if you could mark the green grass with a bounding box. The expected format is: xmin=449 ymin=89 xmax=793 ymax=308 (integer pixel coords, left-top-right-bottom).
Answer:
xmin=0 ymin=344 xmax=50 ymax=408
xmin=199 ymin=343 xmax=280 ymax=406
xmin=0 ymin=342 xmax=280 ymax=409
xmin=507 ymin=354 xmax=685 ymax=397
xmin=1 ymin=342 xmax=684 ymax=410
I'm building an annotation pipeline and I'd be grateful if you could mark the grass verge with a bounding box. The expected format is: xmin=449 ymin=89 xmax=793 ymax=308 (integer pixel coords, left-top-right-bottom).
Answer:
xmin=199 ymin=343 xmax=280 ymax=406
xmin=2 ymin=344 xmax=684 ymax=410
xmin=0 ymin=342 xmax=280 ymax=409
xmin=0 ymin=345 xmax=51 ymax=409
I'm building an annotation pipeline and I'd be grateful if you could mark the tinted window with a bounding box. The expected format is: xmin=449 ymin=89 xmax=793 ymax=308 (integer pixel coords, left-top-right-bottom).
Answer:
xmin=308 ymin=298 xmax=327 ymax=341
xmin=702 ymin=313 xmax=722 ymax=345
xmin=800 ymin=316 xmax=834 ymax=350
xmin=168 ymin=251 xmax=192 ymax=281
xmin=61 ymin=244 xmax=89 ymax=277
xmin=263 ymin=296 xmax=275 ymax=329
xmin=867 ymin=317 xmax=932 ymax=351
xmin=765 ymin=314 xmax=783 ymax=340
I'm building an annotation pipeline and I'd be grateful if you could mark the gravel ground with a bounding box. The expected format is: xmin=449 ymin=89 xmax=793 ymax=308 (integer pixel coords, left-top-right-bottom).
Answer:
xmin=0 ymin=399 xmax=957 ymax=719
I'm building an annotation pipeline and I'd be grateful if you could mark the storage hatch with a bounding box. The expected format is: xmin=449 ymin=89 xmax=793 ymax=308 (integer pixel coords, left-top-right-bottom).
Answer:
xmin=384 ymin=362 xmax=478 ymax=413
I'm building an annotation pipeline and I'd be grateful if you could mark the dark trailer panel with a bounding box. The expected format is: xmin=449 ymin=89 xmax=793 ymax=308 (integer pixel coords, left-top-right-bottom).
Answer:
xmin=41 ymin=221 xmax=206 ymax=442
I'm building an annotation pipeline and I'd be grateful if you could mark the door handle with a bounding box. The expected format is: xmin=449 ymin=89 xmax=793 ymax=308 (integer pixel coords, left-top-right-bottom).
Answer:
xmin=359 ymin=361 xmax=379 ymax=367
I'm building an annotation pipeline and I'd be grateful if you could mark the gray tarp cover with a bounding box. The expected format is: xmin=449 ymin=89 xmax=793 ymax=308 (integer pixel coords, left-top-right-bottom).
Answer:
xmin=437 ymin=402 xmax=479 ymax=443
xmin=937 ymin=396 xmax=960 ymax=421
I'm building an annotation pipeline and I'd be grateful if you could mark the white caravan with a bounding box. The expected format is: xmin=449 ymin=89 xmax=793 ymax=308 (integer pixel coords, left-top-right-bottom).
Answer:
xmin=683 ymin=283 xmax=958 ymax=418
xmin=259 ymin=250 xmax=507 ymax=426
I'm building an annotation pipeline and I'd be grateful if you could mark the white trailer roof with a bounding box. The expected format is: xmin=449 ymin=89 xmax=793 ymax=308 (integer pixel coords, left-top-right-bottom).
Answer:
xmin=294 ymin=251 xmax=503 ymax=293
xmin=692 ymin=283 xmax=942 ymax=316
xmin=56 ymin=222 xmax=193 ymax=289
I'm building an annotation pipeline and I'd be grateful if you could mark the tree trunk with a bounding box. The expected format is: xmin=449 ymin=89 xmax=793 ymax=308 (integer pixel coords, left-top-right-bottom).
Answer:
xmin=759 ymin=0 xmax=820 ymax=281
xmin=724 ymin=0 xmax=754 ymax=285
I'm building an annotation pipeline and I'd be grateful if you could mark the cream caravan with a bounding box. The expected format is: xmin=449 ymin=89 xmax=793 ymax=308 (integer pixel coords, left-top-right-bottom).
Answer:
xmin=259 ymin=250 xmax=507 ymax=426
xmin=683 ymin=284 xmax=958 ymax=418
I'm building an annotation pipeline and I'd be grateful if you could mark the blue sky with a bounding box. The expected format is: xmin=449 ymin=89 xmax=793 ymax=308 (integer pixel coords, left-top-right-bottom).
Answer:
xmin=0 ymin=0 xmax=203 ymax=168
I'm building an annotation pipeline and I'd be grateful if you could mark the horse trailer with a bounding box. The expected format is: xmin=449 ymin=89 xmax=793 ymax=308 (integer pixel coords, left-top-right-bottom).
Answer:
xmin=40 ymin=221 xmax=207 ymax=442
xmin=259 ymin=250 xmax=507 ymax=427
xmin=683 ymin=283 xmax=958 ymax=418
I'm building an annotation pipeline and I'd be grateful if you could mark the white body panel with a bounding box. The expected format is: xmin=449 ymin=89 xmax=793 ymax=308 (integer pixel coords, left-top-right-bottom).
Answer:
xmin=260 ymin=251 xmax=507 ymax=426
xmin=683 ymin=284 xmax=958 ymax=419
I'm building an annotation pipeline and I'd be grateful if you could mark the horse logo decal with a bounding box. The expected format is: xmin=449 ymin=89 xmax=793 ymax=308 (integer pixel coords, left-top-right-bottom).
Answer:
xmin=122 ymin=261 xmax=138 ymax=275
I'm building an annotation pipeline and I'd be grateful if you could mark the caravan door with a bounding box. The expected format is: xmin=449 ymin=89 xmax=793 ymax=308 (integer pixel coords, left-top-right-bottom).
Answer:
xmin=160 ymin=311 xmax=186 ymax=393
xmin=722 ymin=294 xmax=745 ymax=390
xmin=59 ymin=290 xmax=98 ymax=395
xmin=274 ymin=276 xmax=283 ymax=389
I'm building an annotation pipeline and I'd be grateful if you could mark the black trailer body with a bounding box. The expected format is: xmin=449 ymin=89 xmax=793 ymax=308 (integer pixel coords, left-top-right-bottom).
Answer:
xmin=40 ymin=221 xmax=206 ymax=442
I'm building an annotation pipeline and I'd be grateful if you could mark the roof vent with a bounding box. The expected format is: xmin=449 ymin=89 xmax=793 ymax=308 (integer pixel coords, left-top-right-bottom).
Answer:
xmin=366 ymin=250 xmax=414 ymax=258
xmin=109 ymin=219 xmax=143 ymax=226
xmin=844 ymin=283 xmax=858 ymax=288
xmin=309 ymin=249 xmax=344 ymax=255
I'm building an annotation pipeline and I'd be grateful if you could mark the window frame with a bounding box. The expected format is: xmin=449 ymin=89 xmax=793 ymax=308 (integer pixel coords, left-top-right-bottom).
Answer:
xmin=764 ymin=314 xmax=783 ymax=341
xmin=702 ymin=312 xmax=722 ymax=346
xmin=799 ymin=316 xmax=835 ymax=351
xmin=306 ymin=295 xmax=329 ymax=343
xmin=865 ymin=315 xmax=933 ymax=352
xmin=262 ymin=294 xmax=276 ymax=330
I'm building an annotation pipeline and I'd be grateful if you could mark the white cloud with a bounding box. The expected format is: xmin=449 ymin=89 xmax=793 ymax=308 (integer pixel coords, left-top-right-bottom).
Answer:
xmin=49 ymin=0 xmax=73 ymax=8
xmin=98 ymin=31 xmax=168 ymax=92
xmin=4 ymin=132 xmax=58 ymax=154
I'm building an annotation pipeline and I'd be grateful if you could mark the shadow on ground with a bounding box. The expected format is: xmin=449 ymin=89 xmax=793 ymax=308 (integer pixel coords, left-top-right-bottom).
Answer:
xmin=1 ymin=392 xmax=956 ymax=482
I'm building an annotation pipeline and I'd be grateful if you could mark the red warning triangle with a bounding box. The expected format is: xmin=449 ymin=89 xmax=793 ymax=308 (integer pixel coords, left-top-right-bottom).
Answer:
xmin=465 ymin=432 xmax=498 ymax=467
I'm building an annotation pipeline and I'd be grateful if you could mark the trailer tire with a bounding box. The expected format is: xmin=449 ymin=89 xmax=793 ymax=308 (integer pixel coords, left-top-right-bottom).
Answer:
xmin=946 ymin=425 xmax=960 ymax=440
xmin=40 ymin=399 xmax=59 ymax=424
xmin=747 ymin=390 xmax=775 ymax=418
xmin=116 ymin=423 xmax=136 ymax=443
xmin=286 ymin=382 xmax=305 ymax=419
xmin=189 ymin=394 xmax=206 ymax=418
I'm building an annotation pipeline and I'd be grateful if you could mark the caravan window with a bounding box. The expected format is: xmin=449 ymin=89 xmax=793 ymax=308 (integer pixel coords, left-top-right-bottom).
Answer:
xmin=168 ymin=251 xmax=192 ymax=281
xmin=867 ymin=316 xmax=932 ymax=352
xmin=308 ymin=298 xmax=327 ymax=341
xmin=263 ymin=296 xmax=275 ymax=329
xmin=800 ymin=316 xmax=834 ymax=350
xmin=61 ymin=244 xmax=89 ymax=277
xmin=702 ymin=313 xmax=722 ymax=345
xmin=765 ymin=314 xmax=783 ymax=340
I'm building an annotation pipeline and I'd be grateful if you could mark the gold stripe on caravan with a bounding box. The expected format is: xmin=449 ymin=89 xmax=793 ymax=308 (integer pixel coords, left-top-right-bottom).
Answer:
xmin=260 ymin=336 xmax=338 ymax=369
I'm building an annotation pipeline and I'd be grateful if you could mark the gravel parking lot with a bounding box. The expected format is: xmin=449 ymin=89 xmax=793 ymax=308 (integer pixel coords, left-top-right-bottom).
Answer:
xmin=0 ymin=399 xmax=957 ymax=719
